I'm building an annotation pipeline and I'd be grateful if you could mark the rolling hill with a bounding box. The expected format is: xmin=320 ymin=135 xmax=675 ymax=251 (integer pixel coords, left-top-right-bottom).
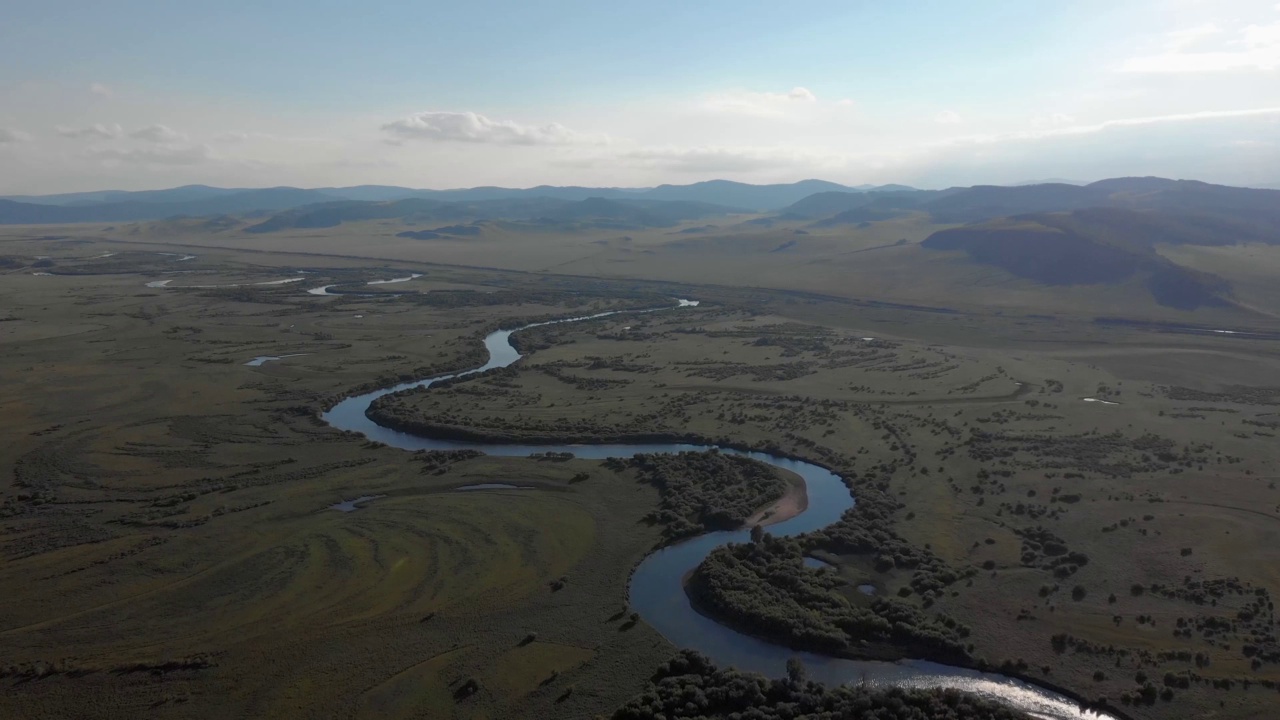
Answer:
xmin=779 ymin=189 xmax=940 ymax=220
xmin=0 ymin=179 xmax=872 ymax=223
xmin=923 ymin=178 xmax=1280 ymax=226
xmin=0 ymin=187 xmax=340 ymax=224
xmin=8 ymin=176 xmax=1278 ymax=319
xmin=777 ymin=177 xmax=1280 ymax=229
xmin=7 ymin=176 xmax=1277 ymax=228
xmin=244 ymin=198 xmax=492 ymax=233
xmin=243 ymin=196 xmax=747 ymax=233
xmin=919 ymin=208 xmax=1256 ymax=309
xmin=639 ymin=179 xmax=853 ymax=210
xmin=533 ymin=197 xmax=748 ymax=228
xmin=921 ymin=183 xmax=1100 ymax=223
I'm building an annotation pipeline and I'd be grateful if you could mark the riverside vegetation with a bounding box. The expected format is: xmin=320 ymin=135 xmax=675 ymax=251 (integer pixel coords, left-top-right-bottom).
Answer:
xmin=3 ymin=223 xmax=1280 ymax=719
xmin=613 ymin=650 xmax=1032 ymax=720
xmin=369 ymin=289 xmax=1280 ymax=718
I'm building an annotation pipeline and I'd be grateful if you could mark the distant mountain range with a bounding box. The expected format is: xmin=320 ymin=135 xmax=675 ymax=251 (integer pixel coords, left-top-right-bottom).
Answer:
xmin=779 ymin=177 xmax=1280 ymax=226
xmin=5 ymin=177 xmax=1278 ymax=234
xmin=6 ymin=175 xmax=1280 ymax=315
xmin=242 ymin=196 xmax=749 ymax=233
xmin=0 ymin=187 xmax=338 ymax=225
xmin=767 ymin=177 xmax=1280 ymax=311
xmin=0 ymin=180 xmax=918 ymax=224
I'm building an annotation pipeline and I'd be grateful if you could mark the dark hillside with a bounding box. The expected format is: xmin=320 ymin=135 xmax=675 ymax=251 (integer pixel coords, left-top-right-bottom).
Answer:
xmin=244 ymin=198 xmax=455 ymax=233
xmin=923 ymin=224 xmax=1138 ymax=285
xmin=921 ymin=209 xmax=1243 ymax=309
xmin=784 ymin=190 xmax=931 ymax=220
xmin=922 ymin=183 xmax=1102 ymax=223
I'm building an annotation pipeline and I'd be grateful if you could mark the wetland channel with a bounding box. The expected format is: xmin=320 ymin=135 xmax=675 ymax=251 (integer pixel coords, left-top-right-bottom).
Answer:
xmin=320 ymin=301 xmax=1115 ymax=720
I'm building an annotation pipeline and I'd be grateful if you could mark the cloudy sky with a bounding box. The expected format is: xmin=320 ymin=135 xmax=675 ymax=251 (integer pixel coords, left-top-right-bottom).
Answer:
xmin=1 ymin=0 xmax=1278 ymax=194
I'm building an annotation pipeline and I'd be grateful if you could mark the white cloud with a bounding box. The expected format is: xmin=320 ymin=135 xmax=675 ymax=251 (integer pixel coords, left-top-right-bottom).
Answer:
xmin=1030 ymin=113 xmax=1076 ymax=128
xmin=90 ymin=144 xmax=213 ymax=166
xmin=90 ymin=83 xmax=113 ymax=97
xmin=213 ymin=131 xmax=330 ymax=145
xmin=0 ymin=128 xmax=31 ymax=144
xmin=944 ymin=107 xmax=1280 ymax=145
xmin=835 ymin=98 xmax=856 ymax=108
xmin=1120 ymin=20 xmax=1280 ymax=72
xmin=381 ymin=111 xmax=604 ymax=146
xmin=1164 ymin=23 xmax=1223 ymax=51
xmin=130 ymin=124 xmax=187 ymax=143
xmin=1229 ymin=139 xmax=1275 ymax=148
xmin=703 ymin=87 xmax=820 ymax=116
xmin=787 ymin=87 xmax=817 ymax=102
xmin=935 ymin=110 xmax=963 ymax=125
xmin=1244 ymin=20 xmax=1280 ymax=49
xmin=611 ymin=145 xmax=847 ymax=174
xmin=57 ymin=123 xmax=123 ymax=140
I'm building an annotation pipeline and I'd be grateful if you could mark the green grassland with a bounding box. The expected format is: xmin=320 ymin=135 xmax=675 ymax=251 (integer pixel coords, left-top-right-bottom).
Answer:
xmin=377 ymin=300 xmax=1280 ymax=716
xmin=22 ymin=212 xmax=1280 ymax=325
xmin=4 ymin=225 xmax=1280 ymax=718
xmin=0 ymin=238 xmax=699 ymax=719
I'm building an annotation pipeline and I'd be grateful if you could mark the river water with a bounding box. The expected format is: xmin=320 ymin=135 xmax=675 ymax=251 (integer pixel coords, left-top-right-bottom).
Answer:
xmin=320 ymin=301 xmax=1114 ymax=720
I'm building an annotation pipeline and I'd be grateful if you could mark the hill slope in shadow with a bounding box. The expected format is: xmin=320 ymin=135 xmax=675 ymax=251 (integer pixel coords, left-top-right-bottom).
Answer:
xmin=920 ymin=208 xmax=1250 ymax=310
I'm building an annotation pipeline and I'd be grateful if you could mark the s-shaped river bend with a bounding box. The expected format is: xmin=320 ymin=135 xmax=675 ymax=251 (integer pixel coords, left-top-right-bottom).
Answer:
xmin=320 ymin=301 xmax=1114 ymax=720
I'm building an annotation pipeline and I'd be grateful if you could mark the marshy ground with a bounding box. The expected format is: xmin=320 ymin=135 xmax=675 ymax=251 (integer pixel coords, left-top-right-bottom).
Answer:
xmin=3 ymin=227 xmax=1280 ymax=718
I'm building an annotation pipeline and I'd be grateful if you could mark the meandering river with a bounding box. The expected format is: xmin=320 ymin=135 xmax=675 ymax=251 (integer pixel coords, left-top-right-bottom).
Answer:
xmin=320 ymin=301 xmax=1115 ymax=720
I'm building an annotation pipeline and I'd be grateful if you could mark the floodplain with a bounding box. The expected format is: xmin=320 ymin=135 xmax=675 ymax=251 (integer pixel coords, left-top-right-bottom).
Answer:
xmin=3 ymin=225 xmax=1280 ymax=719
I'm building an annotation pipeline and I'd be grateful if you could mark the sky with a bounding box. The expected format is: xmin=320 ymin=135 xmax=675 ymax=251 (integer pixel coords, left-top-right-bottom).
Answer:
xmin=1 ymin=0 xmax=1278 ymax=194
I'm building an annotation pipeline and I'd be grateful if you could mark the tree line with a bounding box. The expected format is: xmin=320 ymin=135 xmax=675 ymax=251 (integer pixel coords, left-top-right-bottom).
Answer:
xmin=612 ymin=650 xmax=1032 ymax=720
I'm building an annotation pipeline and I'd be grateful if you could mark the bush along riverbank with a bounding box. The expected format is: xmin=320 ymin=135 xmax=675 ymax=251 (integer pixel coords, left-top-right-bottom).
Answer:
xmin=608 ymin=451 xmax=790 ymax=544
xmin=612 ymin=650 xmax=1034 ymax=720
xmin=684 ymin=473 xmax=1129 ymax=719
xmin=346 ymin=311 xmax=1125 ymax=719
xmin=688 ymin=532 xmax=973 ymax=663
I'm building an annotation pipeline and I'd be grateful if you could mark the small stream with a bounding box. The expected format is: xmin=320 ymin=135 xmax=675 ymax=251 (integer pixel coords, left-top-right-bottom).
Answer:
xmin=367 ymin=273 xmax=423 ymax=285
xmin=320 ymin=301 xmax=1114 ymax=720
xmin=245 ymin=353 xmax=310 ymax=367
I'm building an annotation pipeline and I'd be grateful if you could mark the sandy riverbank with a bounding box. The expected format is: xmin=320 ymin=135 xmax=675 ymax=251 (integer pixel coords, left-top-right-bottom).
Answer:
xmin=745 ymin=471 xmax=809 ymax=528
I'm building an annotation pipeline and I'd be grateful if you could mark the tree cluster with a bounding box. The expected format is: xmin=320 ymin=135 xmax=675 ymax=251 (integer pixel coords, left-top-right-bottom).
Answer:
xmin=620 ymin=450 xmax=788 ymax=542
xmin=613 ymin=650 xmax=1031 ymax=720
xmin=689 ymin=535 xmax=971 ymax=662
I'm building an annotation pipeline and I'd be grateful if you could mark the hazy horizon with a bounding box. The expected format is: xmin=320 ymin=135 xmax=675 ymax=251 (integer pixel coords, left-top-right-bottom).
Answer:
xmin=2 ymin=0 xmax=1278 ymax=195
xmin=6 ymin=175 xmax=1280 ymax=201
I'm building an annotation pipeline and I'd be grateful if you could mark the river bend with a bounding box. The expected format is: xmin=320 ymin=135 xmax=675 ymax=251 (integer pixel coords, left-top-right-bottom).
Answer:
xmin=319 ymin=302 xmax=1114 ymax=720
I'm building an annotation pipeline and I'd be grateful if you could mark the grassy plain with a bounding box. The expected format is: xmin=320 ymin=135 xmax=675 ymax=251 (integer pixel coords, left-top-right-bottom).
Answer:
xmin=0 ymin=235 xmax=690 ymax=719
xmin=3 ymin=223 xmax=1280 ymax=718
xmin=26 ymin=214 xmax=1280 ymax=323
xmin=376 ymin=296 xmax=1280 ymax=716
